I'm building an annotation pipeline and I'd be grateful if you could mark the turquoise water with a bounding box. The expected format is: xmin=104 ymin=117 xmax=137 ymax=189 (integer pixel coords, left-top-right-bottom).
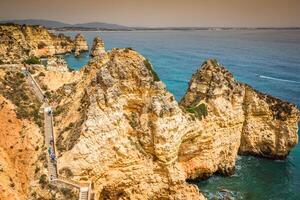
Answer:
xmin=61 ymin=30 xmax=300 ymax=200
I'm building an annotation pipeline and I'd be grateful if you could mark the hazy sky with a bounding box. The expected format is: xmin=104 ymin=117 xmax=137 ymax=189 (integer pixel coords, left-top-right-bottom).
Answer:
xmin=1 ymin=0 xmax=300 ymax=27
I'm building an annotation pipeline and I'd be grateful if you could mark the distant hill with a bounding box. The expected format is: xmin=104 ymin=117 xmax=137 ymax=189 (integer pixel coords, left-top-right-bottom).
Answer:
xmin=0 ymin=19 xmax=131 ymax=30
xmin=1 ymin=19 xmax=298 ymax=31
xmin=0 ymin=19 xmax=71 ymax=28
xmin=72 ymin=22 xmax=130 ymax=30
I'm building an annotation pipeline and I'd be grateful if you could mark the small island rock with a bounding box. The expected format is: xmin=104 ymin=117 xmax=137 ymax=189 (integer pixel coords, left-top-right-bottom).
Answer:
xmin=74 ymin=33 xmax=88 ymax=57
xmin=90 ymin=36 xmax=105 ymax=57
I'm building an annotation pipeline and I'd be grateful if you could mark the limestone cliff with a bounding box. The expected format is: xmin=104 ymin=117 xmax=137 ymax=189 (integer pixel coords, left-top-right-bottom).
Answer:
xmin=74 ymin=34 xmax=89 ymax=57
xmin=46 ymin=56 xmax=69 ymax=72
xmin=0 ymin=24 xmax=74 ymax=64
xmin=51 ymin=49 xmax=204 ymax=199
xmin=0 ymin=66 xmax=82 ymax=200
xmin=90 ymin=36 xmax=105 ymax=57
xmin=0 ymin=67 xmax=44 ymax=200
xmin=46 ymin=51 xmax=298 ymax=199
xmin=180 ymin=59 xmax=299 ymax=178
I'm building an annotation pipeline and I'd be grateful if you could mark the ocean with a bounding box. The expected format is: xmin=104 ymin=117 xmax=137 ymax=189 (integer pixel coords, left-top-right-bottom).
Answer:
xmin=61 ymin=30 xmax=300 ymax=200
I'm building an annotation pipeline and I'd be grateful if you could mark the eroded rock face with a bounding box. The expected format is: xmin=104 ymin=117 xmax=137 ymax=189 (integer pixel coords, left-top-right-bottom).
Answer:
xmin=54 ymin=49 xmax=204 ymax=200
xmin=0 ymin=68 xmax=45 ymax=200
xmin=90 ymin=36 xmax=105 ymax=57
xmin=0 ymin=24 xmax=74 ymax=64
xmin=180 ymin=59 xmax=299 ymax=178
xmin=239 ymin=85 xmax=299 ymax=159
xmin=51 ymin=53 xmax=299 ymax=199
xmin=46 ymin=56 xmax=69 ymax=72
xmin=74 ymin=34 xmax=88 ymax=57
xmin=179 ymin=60 xmax=246 ymax=178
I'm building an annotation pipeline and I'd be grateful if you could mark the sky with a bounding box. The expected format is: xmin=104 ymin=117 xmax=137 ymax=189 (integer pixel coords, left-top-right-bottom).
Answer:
xmin=0 ymin=0 xmax=300 ymax=27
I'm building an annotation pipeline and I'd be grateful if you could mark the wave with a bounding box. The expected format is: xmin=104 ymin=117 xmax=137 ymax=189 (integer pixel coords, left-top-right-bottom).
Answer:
xmin=257 ymin=75 xmax=300 ymax=84
xmin=164 ymin=79 xmax=189 ymax=84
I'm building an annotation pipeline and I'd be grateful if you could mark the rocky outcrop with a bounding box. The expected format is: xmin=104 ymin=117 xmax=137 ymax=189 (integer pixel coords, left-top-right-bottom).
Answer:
xmin=46 ymin=56 xmax=69 ymax=72
xmin=180 ymin=59 xmax=299 ymax=178
xmin=48 ymin=51 xmax=298 ymax=199
xmin=0 ymin=24 xmax=74 ymax=64
xmin=74 ymin=34 xmax=88 ymax=57
xmin=52 ymin=49 xmax=204 ymax=200
xmin=239 ymin=85 xmax=299 ymax=159
xmin=90 ymin=36 xmax=105 ymax=57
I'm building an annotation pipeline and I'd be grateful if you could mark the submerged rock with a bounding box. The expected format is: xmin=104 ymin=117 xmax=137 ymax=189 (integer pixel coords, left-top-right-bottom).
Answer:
xmin=74 ymin=33 xmax=88 ymax=57
xmin=90 ymin=36 xmax=105 ymax=57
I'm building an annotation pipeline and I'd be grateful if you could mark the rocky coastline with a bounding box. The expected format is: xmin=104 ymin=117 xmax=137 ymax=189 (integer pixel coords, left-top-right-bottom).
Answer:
xmin=0 ymin=24 xmax=90 ymax=64
xmin=0 ymin=24 xmax=299 ymax=200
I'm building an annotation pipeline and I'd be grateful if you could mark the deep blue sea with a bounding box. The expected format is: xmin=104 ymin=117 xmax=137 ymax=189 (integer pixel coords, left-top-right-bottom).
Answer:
xmin=61 ymin=30 xmax=300 ymax=200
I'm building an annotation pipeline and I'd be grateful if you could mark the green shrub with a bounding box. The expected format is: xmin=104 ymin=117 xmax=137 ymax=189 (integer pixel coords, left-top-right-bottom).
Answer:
xmin=63 ymin=122 xmax=74 ymax=132
xmin=53 ymin=105 xmax=65 ymax=116
xmin=143 ymin=59 xmax=160 ymax=82
xmin=24 ymin=56 xmax=41 ymax=65
xmin=35 ymin=166 xmax=40 ymax=174
xmin=59 ymin=167 xmax=74 ymax=178
xmin=44 ymin=91 xmax=51 ymax=99
xmin=16 ymin=72 xmax=25 ymax=79
xmin=39 ymin=72 xmax=46 ymax=77
xmin=0 ymin=71 xmax=42 ymax=126
xmin=3 ymin=22 xmax=16 ymax=26
xmin=201 ymin=61 xmax=207 ymax=67
xmin=38 ymin=152 xmax=47 ymax=161
xmin=39 ymin=174 xmax=48 ymax=188
xmin=124 ymin=47 xmax=133 ymax=53
xmin=60 ymin=188 xmax=76 ymax=199
xmin=41 ymin=85 xmax=48 ymax=91
xmin=210 ymin=59 xmax=219 ymax=66
xmin=186 ymin=103 xmax=208 ymax=119
xmin=28 ymin=68 xmax=36 ymax=74
xmin=56 ymin=141 xmax=66 ymax=152
xmin=38 ymin=42 xmax=47 ymax=49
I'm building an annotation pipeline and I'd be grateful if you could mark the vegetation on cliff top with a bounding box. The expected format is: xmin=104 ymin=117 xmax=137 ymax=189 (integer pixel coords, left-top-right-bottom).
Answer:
xmin=186 ymin=103 xmax=208 ymax=119
xmin=0 ymin=70 xmax=42 ymax=126
xmin=23 ymin=56 xmax=41 ymax=65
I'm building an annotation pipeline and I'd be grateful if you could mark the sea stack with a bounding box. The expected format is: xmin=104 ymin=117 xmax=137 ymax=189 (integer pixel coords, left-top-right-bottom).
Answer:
xmin=74 ymin=33 xmax=89 ymax=57
xmin=90 ymin=36 xmax=105 ymax=57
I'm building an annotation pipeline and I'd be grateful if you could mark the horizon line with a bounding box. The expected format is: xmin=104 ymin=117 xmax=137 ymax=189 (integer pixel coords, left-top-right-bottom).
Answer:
xmin=1 ymin=18 xmax=300 ymax=29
